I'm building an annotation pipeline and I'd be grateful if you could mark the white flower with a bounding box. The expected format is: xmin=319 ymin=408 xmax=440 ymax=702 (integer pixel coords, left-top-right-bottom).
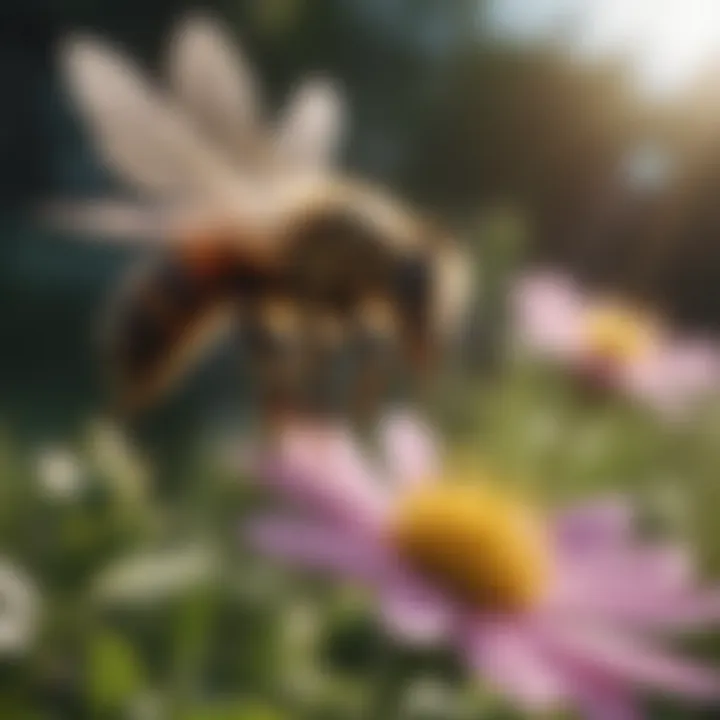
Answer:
xmin=36 ymin=447 xmax=84 ymax=501
xmin=0 ymin=558 xmax=40 ymax=654
xmin=92 ymin=545 xmax=219 ymax=605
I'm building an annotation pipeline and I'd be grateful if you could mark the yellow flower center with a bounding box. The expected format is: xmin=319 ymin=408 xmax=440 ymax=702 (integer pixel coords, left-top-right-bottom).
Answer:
xmin=583 ymin=302 xmax=657 ymax=363
xmin=389 ymin=483 xmax=552 ymax=612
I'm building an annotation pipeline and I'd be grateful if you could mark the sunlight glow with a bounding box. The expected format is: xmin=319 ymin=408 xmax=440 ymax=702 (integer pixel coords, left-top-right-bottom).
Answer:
xmin=580 ymin=0 xmax=720 ymax=96
xmin=489 ymin=0 xmax=720 ymax=97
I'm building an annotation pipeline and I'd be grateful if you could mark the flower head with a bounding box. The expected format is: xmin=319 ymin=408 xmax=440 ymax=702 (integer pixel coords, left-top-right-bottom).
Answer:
xmin=35 ymin=446 xmax=85 ymax=501
xmin=0 ymin=558 xmax=40 ymax=655
xmin=512 ymin=270 xmax=720 ymax=419
xmin=247 ymin=415 xmax=720 ymax=717
xmin=389 ymin=482 xmax=551 ymax=612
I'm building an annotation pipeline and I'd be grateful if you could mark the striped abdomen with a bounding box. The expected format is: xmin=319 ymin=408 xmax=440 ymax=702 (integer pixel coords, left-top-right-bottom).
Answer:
xmin=103 ymin=240 xmax=270 ymax=414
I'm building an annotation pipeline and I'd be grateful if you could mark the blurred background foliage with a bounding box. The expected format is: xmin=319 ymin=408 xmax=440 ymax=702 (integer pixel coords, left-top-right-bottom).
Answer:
xmin=6 ymin=0 xmax=720 ymax=434
xmin=6 ymin=0 xmax=720 ymax=429
xmin=1 ymin=1 xmax=720 ymax=717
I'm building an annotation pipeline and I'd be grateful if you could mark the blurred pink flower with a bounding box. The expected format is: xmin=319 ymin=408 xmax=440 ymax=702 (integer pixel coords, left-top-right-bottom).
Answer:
xmin=512 ymin=270 xmax=720 ymax=419
xmin=246 ymin=415 xmax=720 ymax=718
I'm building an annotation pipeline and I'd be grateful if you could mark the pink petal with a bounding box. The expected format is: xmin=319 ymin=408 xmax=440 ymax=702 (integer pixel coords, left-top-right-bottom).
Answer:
xmin=621 ymin=358 xmax=687 ymax=419
xmin=464 ymin=617 xmax=571 ymax=711
xmin=260 ymin=423 xmax=390 ymax=533
xmin=616 ymin=586 xmax=720 ymax=632
xmin=378 ymin=573 xmax=456 ymax=645
xmin=538 ymin=625 xmax=720 ymax=700
xmin=512 ymin=270 xmax=585 ymax=360
xmin=549 ymin=545 xmax=696 ymax=620
xmin=380 ymin=411 xmax=439 ymax=490
xmin=558 ymin=544 xmax=693 ymax=594
xmin=665 ymin=339 xmax=720 ymax=391
xmin=570 ymin=681 xmax=640 ymax=720
xmin=554 ymin=498 xmax=634 ymax=553
xmin=246 ymin=514 xmax=392 ymax=584
xmin=622 ymin=339 xmax=720 ymax=419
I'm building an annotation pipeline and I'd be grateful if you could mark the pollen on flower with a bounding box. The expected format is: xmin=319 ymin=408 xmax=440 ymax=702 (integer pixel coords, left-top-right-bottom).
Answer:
xmin=388 ymin=483 xmax=552 ymax=612
xmin=582 ymin=301 xmax=658 ymax=363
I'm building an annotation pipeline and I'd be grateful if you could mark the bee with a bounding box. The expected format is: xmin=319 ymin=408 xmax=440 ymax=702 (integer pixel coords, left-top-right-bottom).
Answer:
xmin=51 ymin=14 xmax=474 ymax=421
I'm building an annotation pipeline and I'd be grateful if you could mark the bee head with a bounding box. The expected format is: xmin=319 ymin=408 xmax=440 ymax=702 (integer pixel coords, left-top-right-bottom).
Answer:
xmin=392 ymin=239 xmax=475 ymax=362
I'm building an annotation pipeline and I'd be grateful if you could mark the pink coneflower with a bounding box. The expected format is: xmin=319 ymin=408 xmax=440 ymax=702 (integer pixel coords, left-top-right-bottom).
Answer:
xmin=247 ymin=415 xmax=720 ymax=718
xmin=512 ymin=270 xmax=720 ymax=419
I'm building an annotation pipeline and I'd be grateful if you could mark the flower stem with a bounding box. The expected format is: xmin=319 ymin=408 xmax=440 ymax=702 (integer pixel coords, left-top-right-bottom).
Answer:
xmin=361 ymin=636 xmax=405 ymax=720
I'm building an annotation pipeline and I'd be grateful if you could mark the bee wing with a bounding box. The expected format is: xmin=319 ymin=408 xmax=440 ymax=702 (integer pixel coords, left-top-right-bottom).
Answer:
xmin=40 ymin=200 xmax=175 ymax=243
xmin=60 ymin=35 xmax=242 ymax=198
xmin=274 ymin=76 xmax=346 ymax=172
xmin=166 ymin=13 xmax=267 ymax=164
xmin=37 ymin=197 xmax=235 ymax=248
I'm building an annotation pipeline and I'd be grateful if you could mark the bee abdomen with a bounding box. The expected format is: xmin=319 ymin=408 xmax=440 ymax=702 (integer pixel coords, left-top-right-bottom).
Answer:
xmin=104 ymin=255 xmax=218 ymax=411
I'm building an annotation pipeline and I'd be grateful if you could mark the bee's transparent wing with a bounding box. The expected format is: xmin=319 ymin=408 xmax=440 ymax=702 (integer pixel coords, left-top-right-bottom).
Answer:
xmin=60 ymin=35 xmax=242 ymax=199
xmin=167 ymin=13 xmax=345 ymax=174
xmin=166 ymin=13 xmax=266 ymax=164
xmin=39 ymin=199 xmax=190 ymax=243
xmin=274 ymin=76 xmax=347 ymax=172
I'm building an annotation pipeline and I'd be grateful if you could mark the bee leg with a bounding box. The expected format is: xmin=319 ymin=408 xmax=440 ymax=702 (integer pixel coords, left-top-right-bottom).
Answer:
xmin=244 ymin=298 xmax=306 ymax=428
xmin=351 ymin=342 xmax=394 ymax=426
xmin=349 ymin=298 xmax=398 ymax=424
xmin=402 ymin=327 xmax=441 ymax=412
xmin=302 ymin=312 xmax=347 ymax=419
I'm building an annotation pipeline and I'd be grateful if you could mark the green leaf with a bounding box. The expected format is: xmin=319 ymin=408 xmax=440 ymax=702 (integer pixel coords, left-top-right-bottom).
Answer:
xmin=86 ymin=629 xmax=145 ymax=713
xmin=181 ymin=700 xmax=283 ymax=720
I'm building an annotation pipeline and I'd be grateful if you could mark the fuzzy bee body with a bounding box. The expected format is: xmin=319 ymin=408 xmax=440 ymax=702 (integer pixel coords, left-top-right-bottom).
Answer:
xmin=52 ymin=14 xmax=474 ymax=420
xmin=103 ymin=186 xmax=447 ymax=415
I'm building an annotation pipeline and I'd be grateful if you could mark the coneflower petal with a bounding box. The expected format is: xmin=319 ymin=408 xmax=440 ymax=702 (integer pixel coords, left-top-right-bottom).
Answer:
xmin=464 ymin=618 xmax=570 ymax=710
xmin=565 ymin=674 xmax=640 ymax=720
xmin=539 ymin=626 xmax=720 ymax=700
xmin=258 ymin=426 xmax=390 ymax=532
xmin=554 ymin=497 xmax=633 ymax=553
xmin=378 ymin=575 xmax=455 ymax=644
xmin=552 ymin=544 xmax=694 ymax=613
xmin=246 ymin=515 xmax=391 ymax=584
xmin=380 ymin=411 xmax=439 ymax=490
